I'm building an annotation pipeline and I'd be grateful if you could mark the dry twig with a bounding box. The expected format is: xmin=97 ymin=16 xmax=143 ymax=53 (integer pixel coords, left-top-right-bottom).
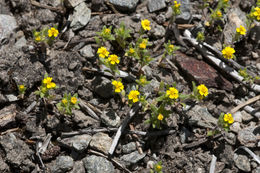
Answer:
xmin=230 ymin=95 xmax=260 ymax=114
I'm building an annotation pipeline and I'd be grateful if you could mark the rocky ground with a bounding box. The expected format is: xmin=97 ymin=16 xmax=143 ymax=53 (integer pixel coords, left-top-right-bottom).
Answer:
xmin=0 ymin=0 xmax=260 ymax=172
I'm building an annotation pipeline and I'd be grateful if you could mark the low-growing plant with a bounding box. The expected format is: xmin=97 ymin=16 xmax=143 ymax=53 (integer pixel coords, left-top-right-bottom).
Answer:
xmin=95 ymin=26 xmax=115 ymax=46
xmin=56 ymin=93 xmax=80 ymax=115
xmin=114 ymin=22 xmax=131 ymax=49
xmin=239 ymin=68 xmax=260 ymax=84
xmin=35 ymin=73 xmax=57 ymax=99
xmin=150 ymin=161 xmax=163 ymax=173
xmin=18 ymin=84 xmax=26 ymax=99
xmin=33 ymin=26 xmax=59 ymax=46
xmin=158 ymin=40 xmax=179 ymax=63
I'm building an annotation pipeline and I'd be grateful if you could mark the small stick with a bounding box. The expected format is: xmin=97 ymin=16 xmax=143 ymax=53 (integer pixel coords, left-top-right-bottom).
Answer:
xmin=129 ymin=124 xmax=143 ymax=154
xmin=23 ymin=101 xmax=37 ymax=114
xmin=109 ymin=103 xmax=141 ymax=156
xmin=230 ymin=95 xmax=260 ymax=114
xmin=79 ymin=99 xmax=100 ymax=120
xmin=233 ymin=99 xmax=260 ymax=118
xmin=88 ymin=149 xmax=131 ymax=173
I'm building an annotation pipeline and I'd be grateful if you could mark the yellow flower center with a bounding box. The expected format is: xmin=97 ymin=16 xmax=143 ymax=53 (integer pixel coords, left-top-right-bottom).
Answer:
xmin=128 ymin=90 xmax=140 ymax=103
xmin=129 ymin=48 xmax=135 ymax=54
xmin=62 ymin=98 xmax=68 ymax=105
xmin=19 ymin=85 xmax=25 ymax=90
xmin=71 ymin=97 xmax=77 ymax=104
xmin=157 ymin=114 xmax=164 ymax=121
xmin=108 ymin=54 xmax=120 ymax=65
xmin=112 ymin=80 xmax=124 ymax=93
xmin=166 ymin=87 xmax=179 ymax=99
xmin=139 ymin=39 xmax=147 ymax=49
xmin=222 ymin=46 xmax=235 ymax=59
xmin=156 ymin=165 xmax=162 ymax=171
xmin=141 ymin=19 xmax=151 ymax=31
xmin=174 ymin=1 xmax=181 ymax=8
xmin=104 ymin=28 xmax=111 ymax=34
xmin=216 ymin=10 xmax=222 ymax=18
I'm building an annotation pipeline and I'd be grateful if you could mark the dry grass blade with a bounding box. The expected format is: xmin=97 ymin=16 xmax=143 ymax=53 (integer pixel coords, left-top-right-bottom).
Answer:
xmin=230 ymin=95 xmax=260 ymax=114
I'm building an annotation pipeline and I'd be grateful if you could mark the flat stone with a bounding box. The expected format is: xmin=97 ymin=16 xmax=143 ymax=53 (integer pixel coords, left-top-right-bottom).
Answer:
xmin=72 ymin=109 xmax=99 ymax=128
xmin=234 ymin=154 xmax=251 ymax=172
xmin=151 ymin=24 xmax=166 ymax=38
xmin=0 ymin=156 xmax=10 ymax=172
xmin=89 ymin=132 xmax=112 ymax=154
xmin=58 ymin=134 xmax=92 ymax=152
xmin=0 ymin=104 xmax=16 ymax=129
xmin=69 ymin=2 xmax=91 ymax=31
xmin=241 ymin=110 xmax=255 ymax=123
xmin=69 ymin=161 xmax=85 ymax=173
xmin=175 ymin=0 xmax=192 ymax=24
xmin=147 ymin=0 xmax=166 ymax=12
xmin=175 ymin=52 xmax=233 ymax=91
xmin=0 ymin=14 xmax=17 ymax=41
xmin=122 ymin=142 xmax=137 ymax=154
xmin=233 ymin=111 xmax=242 ymax=123
xmin=51 ymin=156 xmax=74 ymax=173
xmin=64 ymin=0 xmax=85 ymax=7
xmin=249 ymin=26 xmax=260 ymax=44
xmin=108 ymin=0 xmax=139 ymax=12
xmin=79 ymin=45 xmax=95 ymax=58
xmin=91 ymin=76 xmax=113 ymax=98
xmin=83 ymin=155 xmax=115 ymax=173
xmin=187 ymin=105 xmax=217 ymax=129
xmin=120 ymin=151 xmax=146 ymax=167
xmin=238 ymin=127 xmax=259 ymax=147
xmin=101 ymin=109 xmax=120 ymax=127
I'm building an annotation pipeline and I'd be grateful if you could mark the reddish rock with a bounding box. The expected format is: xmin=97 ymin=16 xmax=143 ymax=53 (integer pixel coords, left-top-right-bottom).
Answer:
xmin=175 ymin=52 xmax=233 ymax=91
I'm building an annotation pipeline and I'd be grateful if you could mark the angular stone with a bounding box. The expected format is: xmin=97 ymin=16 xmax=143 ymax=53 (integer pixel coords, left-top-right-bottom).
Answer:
xmin=58 ymin=134 xmax=92 ymax=152
xmin=64 ymin=0 xmax=85 ymax=8
xmin=234 ymin=154 xmax=251 ymax=172
xmin=175 ymin=0 xmax=192 ymax=24
xmin=69 ymin=161 xmax=85 ymax=173
xmin=120 ymin=151 xmax=146 ymax=167
xmin=147 ymin=0 xmax=166 ymax=12
xmin=108 ymin=0 xmax=139 ymax=12
xmin=91 ymin=76 xmax=113 ymax=98
xmin=0 ymin=104 xmax=16 ymax=129
xmin=175 ymin=52 xmax=233 ymax=91
xmin=69 ymin=2 xmax=91 ymax=31
xmin=79 ymin=45 xmax=95 ymax=58
xmin=101 ymin=109 xmax=120 ymax=127
xmin=238 ymin=127 xmax=259 ymax=147
xmin=0 ymin=156 xmax=10 ymax=173
xmin=83 ymin=155 xmax=115 ymax=173
xmin=89 ymin=132 xmax=112 ymax=154
xmin=0 ymin=14 xmax=17 ymax=41
xmin=51 ymin=156 xmax=74 ymax=173
xmin=122 ymin=142 xmax=136 ymax=154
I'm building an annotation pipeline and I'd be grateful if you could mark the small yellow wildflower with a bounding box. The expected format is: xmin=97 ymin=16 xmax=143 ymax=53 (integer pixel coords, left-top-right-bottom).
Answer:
xmin=166 ymin=87 xmax=179 ymax=99
xmin=141 ymin=19 xmax=151 ymax=31
xmin=197 ymin=84 xmax=208 ymax=97
xmin=236 ymin=25 xmax=246 ymax=35
xmin=62 ymin=98 xmax=68 ymax=105
xmin=222 ymin=46 xmax=235 ymax=59
xmin=174 ymin=1 xmax=181 ymax=8
xmin=71 ymin=97 xmax=77 ymax=104
xmin=128 ymin=90 xmax=140 ymax=103
xmin=168 ymin=44 xmax=174 ymax=53
xmin=112 ymin=80 xmax=124 ymax=93
xmin=43 ymin=77 xmax=56 ymax=89
xmin=157 ymin=114 xmax=164 ymax=121
xmin=48 ymin=27 xmax=59 ymax=38
xmin=253 ymin=7 xmax=260 ymax=21
xmin=19 ymin=85 xmax=25 ymax=90
xmin=205 ymin=21 xmax=210 ymax=27
xmin=216 ymin=10 xmax=222 ymax=18
xmin=43 ymin=77 xmax=52 ymax=84
xmin=224 ymin=0 xmax=229 ymax=3
xmin=35 ymin=36 xmax=41 ymax=41
xmin=224 ymin=113 xmax=234 ymax=124
xmin=129 ymin=48 xmax=135 ymax=54
xmin=104 ymin=28 xmax=111 ymax=34
xmin=155 ymin=165 xmax=162 ymax=172
xmin=139 ymin=39 xmax=147 ymax=49
xmin=97 ymin=47 xmax=110 ymax=58
xmin=108 ymin=54 xmax=120 ymax=65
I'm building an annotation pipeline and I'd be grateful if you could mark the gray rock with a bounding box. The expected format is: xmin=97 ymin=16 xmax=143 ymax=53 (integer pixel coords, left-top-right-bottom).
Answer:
xmin=0 ymin=155 xmax=10 ymax=173
xmin=224 ymin=8 xmax=247 ymax=45
xmin=83 ymin=155 xmax=115 ymax=173
xmin=14 ymin=36 xmax=27 ymax=49
xmin=249 ymin=26 xmax=260 ymax=45
xmin=180 ymin=127 xmax=192 ymax=144
xmin=69 ymin=2 xmax=91 ymax=31
xmin=35 ymin=9 xmax=56 ymax=23
xmin=234 ymin=154 xmax=251 ymax=172
xmin=233 ymin=111 xmax=242 ymax=123
xmin=256 ymin=63 xmax=260 ymax=71
xmin=238 ymin=127 xmax=259 ymax=147
xmin=5 ymin=94 xmax=18 ymax=102
xmin=142 ymin=65 xmax=153 ymax=79
xmin=241 ymin=110 xmax=255 ymax=123
xmin=51 ymin=156 xmax=74 ymax=173
xmin=64 ymin=0 xmax=85 ymax=7
xmin=120 ymin=151 xmax=146 ymax=167
xmin=0 ymin=104 xmax=16 ymax=129
xmin=90 ymin=132 xmax=112 ymax=154
xmin=147 ymin=0 xmax=166 ymax=12
xmin=122 ymin=142 xmax=137 ymax=154
xmin=253 ymin=167 xmax=260 ymax=173
xmin=101 ymin=109 xmax=120 ymax=127
xmin=69 ymin=161 xmax=85 ymax=173
xmin=91 ymin=76 xmax=113 ymax=98
xmin=0 ymin=14 xmax=17 ymax=41
xmin=230 ymin=122 xmax=242 ymax=133
xmin=141 ymin=79 xmax=160 ymax=94
xmin=58 ymin=134 xmax=92 ymax=152
xmin=0 ymin=133 xmax=34 ymax=172
xmin=72 ymin=110 xmax=99 ymax=128
xmin=187 ymin=105 xmax=217 ymax=129
xmin=152 ymin=24 xmax=166 ymax=38
xmin=79 ymin=45 xmax=95 ymax=58
xmin=108 ymin=0 xmax=139 ymax=12
xmin=175 ymin=0 xmax=192 ymax=24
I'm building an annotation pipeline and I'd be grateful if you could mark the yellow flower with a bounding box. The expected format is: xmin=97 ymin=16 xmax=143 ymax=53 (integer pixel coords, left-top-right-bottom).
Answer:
xmin=48 ymin=27 xmax=59 ymax=38
xmin=223 ymin=113 xmax=234 ymax=124
xmin=216 ymin=10 xmax=222 ymax=18
xmin=236 ymin=25 xmax=246 ymax=35
xmin=222 ymin=46 xmax=235 ymax=59
xmin=43 ymin=77 xmax=52 ymax=84
xmin=35 ymin=36 xmax=41 ymax=41
xmin=224 ymin=0 xmax=229 ymax=2
xmin=97 ymin=47 xmax=110 ymax=58
xmin=155 ymin=165 xmax=162 ymax=172
xmin=62 ymin=98 xmax=68 ymax=105
xmin=129 ymin=48 xmax=135 ymax=54
xmin=128 ymin=90 xmax=140 ymax=103
xmin=104 ymin=28 xmax=111 ymax=34
xmin=174 ymin=1 xmax=181 ymax=8
xmin=166 ymin=87 xmax=179 ymax=99
xmin=197 ymin=84 xmax=208 ymax=97
xmin=168 ymin=44 xmax=174 ymax=53
xmin=139 ymin=39 xmax=148 ymax=49
xmin=253 ymin=7 xmax=260 ymax=21
xmin=71 ymin=97 xmax=77 ymax=104
xmin=108 ymin=54 xmax=120 ymax=65
xmin=157 ymin=114 xmax=164 ymax=121
xmin=141 ymin=19 xmax=151 ymax=31
xmin=47 ymin=82 xmax=56 ymax=89
xmin=112 ymin=80 xmax=124 ymax=93
xmin=19 ymin=85 xmax=25 ymax=90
